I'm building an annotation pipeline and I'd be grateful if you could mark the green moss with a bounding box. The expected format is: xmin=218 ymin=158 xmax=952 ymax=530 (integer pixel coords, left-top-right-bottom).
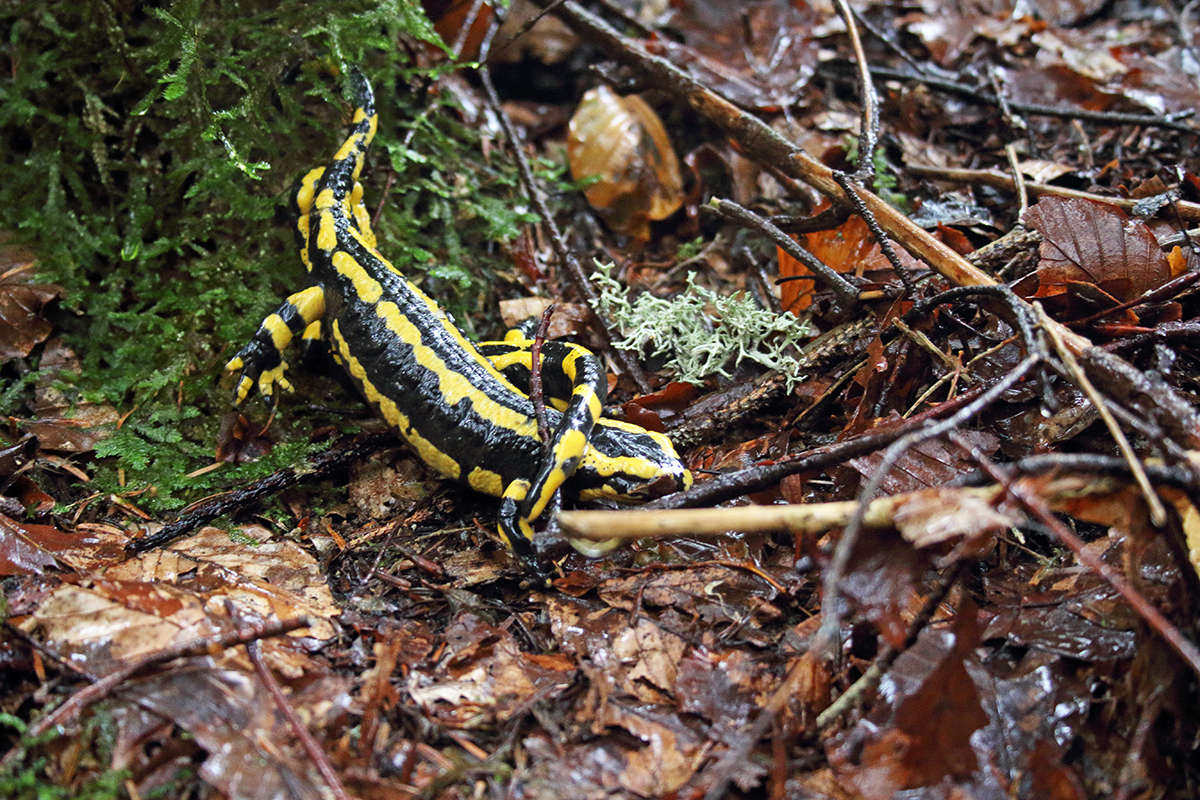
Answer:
xmin=1 ymin=1 xmax=549 ymax=512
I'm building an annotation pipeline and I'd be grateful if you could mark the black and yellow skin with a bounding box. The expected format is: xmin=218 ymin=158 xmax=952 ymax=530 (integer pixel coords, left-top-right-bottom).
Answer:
xmin=224 ymin=67 xmax=691 ymax=565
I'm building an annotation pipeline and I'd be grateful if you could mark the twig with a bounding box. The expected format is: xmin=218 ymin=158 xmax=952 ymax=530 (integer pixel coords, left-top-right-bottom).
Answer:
xmin=248 ymin=637 xmax=353 ymax=800
xmin=832 ymin=170 xmax=918 ymax=291
xmin=560 ymin=485 xmax=1003 ymax=541
xmin=1038 ymin=302 xmax=1168 ymax=526
xmin=1004 ymin=143 xmax=1029 ymax=218
xmin=529 ymin=303 xmax=556 ymax=448
xmin=831 ymin=0 xmax=878 ymax=185
xmin=477 ymin=26 xmax=652 ymax=392
xmin=1066 ymin=270 xmax=1200 ymax=329
xmin=814 ymin=562 xmax=965 ymax=730
xmin=818 ymin=61 xmax=1198 ymax=134
xmin=645 ymin=380 xmax=993 ymax=511
xmin=812 ymin=354 xmax=1042 ymax=660
xmin=906 ymin=163 xmax=1200 ymax=223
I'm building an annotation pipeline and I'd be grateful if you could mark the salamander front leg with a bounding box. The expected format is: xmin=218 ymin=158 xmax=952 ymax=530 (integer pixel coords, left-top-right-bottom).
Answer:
xmin=223 ymin=285 xmax=326 ymax=404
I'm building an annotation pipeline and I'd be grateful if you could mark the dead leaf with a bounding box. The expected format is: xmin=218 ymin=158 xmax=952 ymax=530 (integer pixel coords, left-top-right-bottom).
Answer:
xmin=103 ymin=525 xmax=340 ymax=642
xmin=568 ymin=86 xmax=683 ymax=240
xmin=1024 ymin=195 xmax=1171 ymax=303
xmin=0 ymin=253 xmax=61 ymax=361
xmin=116 ymin=666 xmax=352 ymax=800
xmin=0 ymin=514 xmax=61 ymax=575
xmin=893 ymin=486 xmax=1018 ymax=555
xmin=0 ymin=514 xmax=126 ymax=575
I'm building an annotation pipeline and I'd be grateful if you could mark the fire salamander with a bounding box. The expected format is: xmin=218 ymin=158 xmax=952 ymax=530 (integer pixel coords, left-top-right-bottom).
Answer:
xmin=223 ymin=67 xmax=691 ymax=567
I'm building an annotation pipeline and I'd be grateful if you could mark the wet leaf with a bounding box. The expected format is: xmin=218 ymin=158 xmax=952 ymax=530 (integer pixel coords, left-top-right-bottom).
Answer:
xmin=0 ymin=252 xmax=61 ymax=361
xmin=116 ymin=666 xmax=352 ymax=800
xmin=0 ymin=514 xmax=61 ymax=575
xmin=1025 ymin=195 xmax=1171 ymax=303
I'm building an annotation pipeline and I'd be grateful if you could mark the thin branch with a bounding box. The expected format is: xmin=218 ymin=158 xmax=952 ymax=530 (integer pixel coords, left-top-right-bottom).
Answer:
xmin=831 ymin=0 xmax=879 ymax=185
xmin=248 ymin=637 xmax=353 ymax=800
xmin=906 ymin=163 xmax=1200 ymax=223
xmin=814 ymin=562 xmax=965 ymax=730
xmin=1038 ymin=302 xmax=1168 ymax=526
xmin=1 ymin=615 xmax=312 ymax=774
xmin=818 ymin=61 xmax=1197 ymax=134
xmin=644 ymin=380 xmax=993 ymax=511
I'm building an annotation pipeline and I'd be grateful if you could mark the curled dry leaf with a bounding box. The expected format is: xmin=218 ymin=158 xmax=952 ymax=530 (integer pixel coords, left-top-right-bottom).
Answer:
xmin=568 ymin=86 xmax=683 ymax=240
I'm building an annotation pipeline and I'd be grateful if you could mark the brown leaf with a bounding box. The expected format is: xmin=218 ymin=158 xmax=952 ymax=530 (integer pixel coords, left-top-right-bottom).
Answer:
xmin=1024 ymin=196 xmax=1171 ymax=303
xmin=893 ymin=486 xmax=1018 ymax=555
xmin=0 ymin=254 xmax=61 ymax=361
xmin=214 ymin=411 xmax=272 ymax=464
xmin=645 ymin=0 xmax=818 ymax=111
xmin=22 ymin=339 xmax=119 ymax=452
xmin=834 ymin=602 xmax=988 ymax=796
xmin=116 ymin=666 xmax=350 ymax=800
xmin=779 ymin=208 xmax=875 ymax=313
xmin=0 ymin=515 xmax=126 ymax=575
xmin=839 ymin=528 xmax=923 ymax=649
xmin=568 ymin=86 xmax=683 ymax=240
xmin=0 ymin=514 xmax=61 ymax=575
xmin=848 ymin=429 xmax=1000 ymax=495
xmin=103 ymin=525 xmax=340 ymax=642
xmin=19 ymin=580 xmax=217 ymax=676
xmin=889 ymin=607 xmax=988 ymax=786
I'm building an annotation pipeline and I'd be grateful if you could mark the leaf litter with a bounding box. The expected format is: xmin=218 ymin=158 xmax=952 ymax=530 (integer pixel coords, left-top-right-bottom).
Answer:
xmin=3 ymin=0 xmax=1200 ymax=798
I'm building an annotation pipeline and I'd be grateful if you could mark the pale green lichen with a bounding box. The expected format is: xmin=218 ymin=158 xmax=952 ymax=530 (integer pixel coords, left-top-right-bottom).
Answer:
xmin=590 ymin=261 xmax=814 ymax=388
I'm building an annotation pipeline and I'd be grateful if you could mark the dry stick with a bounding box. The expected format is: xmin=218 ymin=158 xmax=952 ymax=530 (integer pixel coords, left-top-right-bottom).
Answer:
xmin=832 ymin=0 xmax=878 ymax=184
xmin=967 ymin=441 xmax=1200 ymax=679
xmin=819 ymin=62 xmax=1197 ymax=134
xmin=476 ymin=29 xmax=652 ymax=393
xmin=907 ymin=163 xmax=1200 ymax=223
xmin=1003 ymin=143 xmax=1030 ymax=218
xmin=247 ymin=637 xmax=354 ymax=800
xmin=1038 ymin=302 xmax=1168 ymax=526
xmin=560 ymin=485 xmax=1003 ymax=541
xmin=0 ymin=615 xmax=312 ymax=774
